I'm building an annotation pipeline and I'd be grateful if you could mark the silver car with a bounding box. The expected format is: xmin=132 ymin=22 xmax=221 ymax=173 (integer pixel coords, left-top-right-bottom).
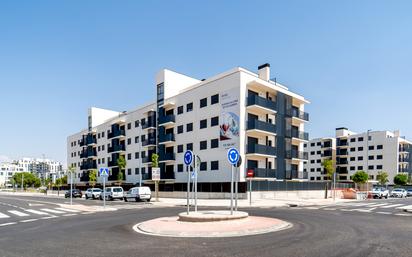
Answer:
xmin=391 ymin=188 xmax=407 ymax=198
xmin=123 ymin=187 xmax=151 ymax=202
xmin=85 ymin=188 xmax=102 ymax=199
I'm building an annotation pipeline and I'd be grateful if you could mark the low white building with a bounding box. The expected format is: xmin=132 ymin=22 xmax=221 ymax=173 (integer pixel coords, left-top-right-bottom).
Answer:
xmin=67 ymin=64 xmax=310 ymax=192
xmin=0 ymin=162 xmax=23 ymax=188
xmin=303 ymin=138 xmax=336 ymax=181
xmin=14 ymin=158 xmax=63 ymax=183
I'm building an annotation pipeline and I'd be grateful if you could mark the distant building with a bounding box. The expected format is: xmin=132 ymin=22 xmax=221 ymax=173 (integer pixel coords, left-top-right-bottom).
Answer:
xmin=14 ymin=158 xmax=63 ymax=183
xmin=0 ymin=162 xmax=23 ymax=188
xmin=303 ymin=138 xmax=336 ymax=181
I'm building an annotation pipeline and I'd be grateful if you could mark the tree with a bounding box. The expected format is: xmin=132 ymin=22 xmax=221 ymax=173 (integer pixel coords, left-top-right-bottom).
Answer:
xmin=54 ymin=178 xmax=63 ymax=196
xmin=394 ymin=173 xmax=408 ymax=186
xmin=376 ymin=171 xmax=389 ymax=186
xmin=88 ymin=169 xmax=97 ymax=188
xmin=12 ymin=172 xmax=41 ymax=189
xmin=117 ymin=155 xmax=126 ymax=185
xmin=352 ymin=170 xmax=369 ymax=190
xmin=151 ymin=153 xmax=159 ymax=168
xmin=61 ymin=175 xmax=67 ymax=185
xmin=44 ymin=178 xmax=52 ymax=190
xmin=322 ymin=159 xmax=335 ymax=180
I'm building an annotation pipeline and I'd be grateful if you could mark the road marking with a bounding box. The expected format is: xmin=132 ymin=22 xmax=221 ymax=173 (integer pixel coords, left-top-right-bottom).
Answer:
xmin=376 ymin=212 xmax=392 ymax=215
xmin=323 ymin=208 xmax=336 ymax=211
xmin=354 ymin=208 xmax=374 ymax=212
xmin=0 ymin=212 xmax=10 ymax=218
xmin=341 ymin=209 xmax=354 ymax=212
xmin=81 ymin=212 xmax=95 ymax=215
xmin=40 ymin=216 xmax=58 ymax=220
xmin=8 ymin=210 xmax=29 ymax=217
xmin=20 ymin=219 xmax=38 ymax=223
xmin=396 ymin=205 xmax=412 ymax=209
xmin=0 ymin=222 xmax=17 ymax=227
xmin=41 ymin=208 xmax=65 ymax=214
xmin=395 ymin=213 xmax=412 ymax=217
xmin=55 ymin=208 xmax=80 ymax=213
xmin=380 ymin=204 xmax=403 ymax=209
xmin=25 ymin=209 xmax=49 ymax=215
xmin=304 ymin=207 xmax=319 ymax=210
xmin=366 ymin=203 xmax=388 ymax=208
xmin=62 ymin=214 xmax=77 ymax=217
xmin=28 ymin=203 xmax=44 ymax=206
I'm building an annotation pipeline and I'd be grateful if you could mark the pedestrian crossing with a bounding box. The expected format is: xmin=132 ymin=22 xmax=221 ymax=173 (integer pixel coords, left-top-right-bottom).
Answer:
xmin=299 ymin=201 xmax=412 ymax=217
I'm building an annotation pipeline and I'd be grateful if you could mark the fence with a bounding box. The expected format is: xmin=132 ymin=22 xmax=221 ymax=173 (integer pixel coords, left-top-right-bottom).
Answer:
xmin=249 ymin=180 xmax=355 ymax=191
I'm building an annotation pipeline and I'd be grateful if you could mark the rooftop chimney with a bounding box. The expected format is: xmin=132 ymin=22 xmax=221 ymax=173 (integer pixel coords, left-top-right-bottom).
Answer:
xmin=258 ymin=63 xmax=270 ymax=81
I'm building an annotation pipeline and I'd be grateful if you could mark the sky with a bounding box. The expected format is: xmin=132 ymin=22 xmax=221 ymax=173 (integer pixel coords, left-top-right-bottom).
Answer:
xmin=1 ymin=1 xmax=411 ymax=166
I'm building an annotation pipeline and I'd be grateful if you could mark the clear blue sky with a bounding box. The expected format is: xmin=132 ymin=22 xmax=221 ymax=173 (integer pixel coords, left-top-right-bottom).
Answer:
xmin=1 ymin=1 xmax=411 ymax=166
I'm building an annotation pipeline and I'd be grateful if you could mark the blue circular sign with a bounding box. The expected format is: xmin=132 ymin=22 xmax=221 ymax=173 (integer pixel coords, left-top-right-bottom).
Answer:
xmin=227 ymin=148 xmax=240 ymax=165
xmin=184 ymin=150 xmax=193 ymax=165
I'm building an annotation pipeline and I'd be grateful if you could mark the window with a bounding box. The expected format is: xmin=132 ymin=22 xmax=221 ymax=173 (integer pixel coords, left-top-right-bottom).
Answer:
xmin=311 ymin=160 xmax=315 ymax=164
xmin=369 ymin=146 xmax=374 ymax=150
xmin=368 ymin=136 xmax=372 ymax=141
xmin=310 ymin=168 xmax=315 ymax=172
xmin=358 ymin=166 xmax=363 ymax=170
xmin=135 ymin=168 xmax=139 ymax=175
xmin=177 ymin=164 xmax=184 ymax=172
xmin=200 ymin=98 xmax=207 ymax=108
xmin=101 ymin=132 xmax=105 ymax=137
xmin=377 ymin=155 xmax=383 ymax=160
xmin=316 ymin=168 xmax=321 ymax=172
xmin=304 ymin=144 xmax=307 ymax=148
xmin=135 ymin=136 xmax=139 ymax=143
xmin=141 ymin=167 xmax=146 ymax=174
xmin=358 ymin=156 xmax=363 ymax=161
xmin=173 ymin=144 xmax=182 ymax=153
xmin=368 ymin=165 xmax=374 ymax=170
xmin=358 ymin=147 xmax=364 ymax=151
xmin=200 ymin=162 xmax=207 ymax=171
xmin=377 ymin=165 xmax=383 ymax=169
xmin=98 ymin=133 xmax=101 ymax=139
xmin=350 ymin=138 xmax=356 ymax=142
xmin=177 ymin=106 xmax=184 ymax=115
xmin=377 ymin=145 xmax=383 ymax=150
xmin=350 ymin=166 xmax=355 ymax=171
xmin=211 ymin=116 xmax=219 ymax=127
xmin=135 ymin=120 xmax=139 ymax=128
xmin=187 ymin=143 xmax=193 ymax=151
xmin=350 ymin=157 xmax=355 ymax=161
xmin=127 ymin=168 xmax=131 ymax=175
xmin=200 ymin=140 xmax=207 ymax=150
xmin=127 ymin=153 xmax=131 ymax=160
xmin=368 ymin=156 xmax=374 ymax=160
xmin=186 ymin=123 xmax=193 ymax=132
xmin=200 ymin=119 xmax=207 ymax=129
xmin=187 ymin=102 xmax=193 ymax=112
xmin=102 ymin=145 xmax=105 ymax=151
xmin=211 ymin=138 xmax=219 ymax=148
xmin=317 ymin=151 xmax=321 ymax=155
xmin=98 ymin=159 xmax=101 ymax=164
xmin=350 ymin=147 xmax=356 ymax=152
xmin=127 ymin=138 xmax=131 ymax=145
xmin=311 ymin=151 xmax=315 ymax=155
xmin=102 ymin=158 xmax=105 ymax=164
xmin=135 ymin=152 xmax=139 ymax=159
xmin=311 ymin=143 xmax=315 ymax=147
xmin=211 ymin=161 xmax=219 ymax=170
xmin=358 ymin=137 xmax=364 ymax=142
xmin=177 ymin=125 xmax=184 ymax=134
xmin=127 ymin=123 xmax=131 ymax=130
xmin=317 ymin=142 xmax=321 ymax=146
xmin=316 ymin=159 xmax=321 ymax=163
xmin=211 ymin=94 xmax=219 ymax=104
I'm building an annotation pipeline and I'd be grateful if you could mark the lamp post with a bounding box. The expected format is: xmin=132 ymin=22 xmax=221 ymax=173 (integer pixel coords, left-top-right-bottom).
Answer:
xmin=366 ymin=129 xmax=372 ymax=199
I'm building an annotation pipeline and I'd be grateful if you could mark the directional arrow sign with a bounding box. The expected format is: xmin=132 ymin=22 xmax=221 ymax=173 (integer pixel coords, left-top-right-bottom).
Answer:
xmin=184 ymin=150 xmax=193 ymax=166
xmin=227 ymin=148 xmax=240 ymax=165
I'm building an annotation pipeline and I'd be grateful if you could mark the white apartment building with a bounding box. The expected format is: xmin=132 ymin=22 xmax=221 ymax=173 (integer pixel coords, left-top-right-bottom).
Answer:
xmin=14 ymin=158 xmax=63 ymax=183
xmin=67 ymin=64 xmax=309 ymax=192
xmin=0 ymin=162 xmax=23 ymax=188
xmin=303 ymin=138 xmax=336 ymax=181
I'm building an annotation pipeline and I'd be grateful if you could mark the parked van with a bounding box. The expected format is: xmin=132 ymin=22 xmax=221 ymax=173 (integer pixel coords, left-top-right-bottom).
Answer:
xmin=100 ymin=187 xmax=124 ymax=201
xmin=123 ymin=187 xmax=151 ymax=202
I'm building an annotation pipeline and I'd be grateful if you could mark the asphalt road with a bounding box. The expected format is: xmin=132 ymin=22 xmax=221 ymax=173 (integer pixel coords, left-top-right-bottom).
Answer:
xmin=1 ymin=194 xmax=412 ymax=257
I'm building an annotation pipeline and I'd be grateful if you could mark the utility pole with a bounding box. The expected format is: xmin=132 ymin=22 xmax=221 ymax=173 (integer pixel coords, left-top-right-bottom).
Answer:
xmin=138 ymin=120 xmax=142 ymax=187
xmin=366 ymin=129 xmax=371 ymax=199
xmin=21 ymin=173 xmax=24 ymax=192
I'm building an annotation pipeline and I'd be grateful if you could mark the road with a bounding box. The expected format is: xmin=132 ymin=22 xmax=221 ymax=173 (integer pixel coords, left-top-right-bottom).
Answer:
xmin=1 ymin=194 xmax=412 ymax=257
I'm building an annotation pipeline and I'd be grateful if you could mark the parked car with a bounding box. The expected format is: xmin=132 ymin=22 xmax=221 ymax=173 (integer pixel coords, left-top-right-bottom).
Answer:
xmin=85 ymin=188 xmax=102 ymax=199
xmin=100 ymin=187 xmax=124 ymax=201
xmin=391 ymin=188 xmax=407 ymax=198
xmin=123 ymin=187 xmax=151 ymax=202
xmin=65 ymin=189 xmax=82 ymax=198
xmin=407 ymin=189 xmax=412 ymax=197
xmin=371 ymin=187 xmax=389 ymax=199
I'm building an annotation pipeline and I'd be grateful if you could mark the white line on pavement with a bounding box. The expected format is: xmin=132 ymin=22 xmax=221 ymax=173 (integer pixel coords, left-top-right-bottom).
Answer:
xmin=396 ymin=205 xmax=412 ymax=209
xmin=62 ymin=214 xmax=77 ymax=217
xmin=20 ymin=219 xmax=38 ymax=223
xmin=0 ymin=222 xmax=17 ymax=227
xmin=379 ymin=204 xmax=404 ymax=209
xmin=0 ymin=212 xmax=10 ymax=218
xmin=395 ymin=213 xmax=412 ymax=217
xmin=25 ymin=209 xmax=50 ymax=215
xmin=376 ymin=212 xmax=392 ymax=215
xmin=55 ymin=208 xmax=80 ymax=213
xmin=40 ymin=216 xmax=58 ymax=220
xmin=40 ymin=208 xmax=65 ymax=214
xmin=8 ymin=210 xmax=29 ymax=217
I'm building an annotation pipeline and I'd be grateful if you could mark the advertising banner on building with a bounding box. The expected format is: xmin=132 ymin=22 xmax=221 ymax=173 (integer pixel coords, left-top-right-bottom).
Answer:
xmin=220 ymin=88 xmax=240 ymax=150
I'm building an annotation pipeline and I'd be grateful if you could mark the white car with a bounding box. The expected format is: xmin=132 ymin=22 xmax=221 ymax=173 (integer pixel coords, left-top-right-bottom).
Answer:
xmin=100 ymin=187 xmax=124 ymax=201
xmin=123 ymin=187 xmax=151 ymax=202
xmin=371 ymin=187 xmax=389 ymax=199
xmin=391 ymin=188 xmax=407 ymax=198
xmin=85 ymin=188 xmax=102 ymax=199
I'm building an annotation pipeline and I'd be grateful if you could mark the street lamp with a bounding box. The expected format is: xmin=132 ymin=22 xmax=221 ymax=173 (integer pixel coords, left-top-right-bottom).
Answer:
xmin=366 ymin=129 xmax=372 ymax=198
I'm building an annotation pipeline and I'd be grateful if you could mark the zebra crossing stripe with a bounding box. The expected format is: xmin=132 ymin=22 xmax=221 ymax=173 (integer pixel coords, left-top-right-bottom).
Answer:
xmin=380 ymin=204 xmax=403 ymax=209
xmin=0 ymin=212 xmax=10 ymax=218
xmin=0 ymin=222 xmax=17 ymax=227
xmin=25 ymin=209 xmax=49 ymax=215
xmin=397 ymin=205 xmax=412 ymax=210
xmin=8 ymin=210 xmax=29 ymax=217
xmin=367 ymin=203 xmax=389 ymax=208
xmin=40 ymin=208 xmax=65 ymax=214
xmin=55 ymin=208 xmax=80 ymax=213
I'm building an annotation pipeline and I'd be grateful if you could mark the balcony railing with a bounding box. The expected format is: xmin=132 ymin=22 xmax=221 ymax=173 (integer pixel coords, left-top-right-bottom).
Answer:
xmin=80 ymin=162 xmax=97 ymax=170
xmin=108 ymin=159 xmax=119 ymax=167
xmin=286 ymin=109 xmax=309 ymax=121
xmin=142 ymin=118 xmax=156 ymax=129
xmin=108 ymin=170 xmax=125 ymax=181
xmin=285 ymin=169 xmax=299 ymax=179
xmin=80 ymin=149 xmax=97 ymax=158
xmin=142 ymin=137 xmax=156 ymax=146
xmin=159 ymin=152 xmax=176 ymax=162
xmin=247 ymin=144 xmax=276 ymax=156
xmin=337 ymin=159 xmax=348 ymax=165
xmin=247 ymin=119 xmax=276 ymax=134
xmin=336 ymin=149 xmax=348 ymax=156
xmin=108 ymin=144 xmax=126 ymax=153
xmin=286 ymin=130 xmax=309 ymax=141
xmin=399 ymin=145 xmax=410 ymax=152
xmin=399 ymin=157 xmax=409 ymax=163
xmin=80 ymin=134 xmax=97 ymax=146
xmin=247 ymin=95 xmax=277 ymax=112
xmin=108 ymin=129 xmax=125 ymax=139
xmin=159 ymin=133 xmax=175 ymax=143
xmin=159 ymin=114 xmax=176 ymax=125
xmin=286 ymin=150 xmax=308 ymax=160
xmin=249 ymin=168 xmax=276 ymax=178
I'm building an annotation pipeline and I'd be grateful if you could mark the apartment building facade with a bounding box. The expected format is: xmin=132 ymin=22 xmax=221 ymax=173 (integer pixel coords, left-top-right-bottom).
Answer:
xmin=0 ymin=162 xmax=23 ymax=188
xmin=14 ymin=158 xmax=63 ymax=183
xmin=303 ymin=138 xmax=336 ymax=181
xmin=67 ymin=64 xmax=309 ymax=192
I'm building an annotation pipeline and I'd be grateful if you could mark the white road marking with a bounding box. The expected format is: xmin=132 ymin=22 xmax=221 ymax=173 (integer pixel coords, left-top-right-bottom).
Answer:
xmin=376 ymin=212 xmax=392 ymax=215
xmin=40 ymin=216 xmax=58 ymax=220
xmin=81 ymin=212 xmax=95 ymax=215
xmin=20 ymin=219 xmax=38 ymax=223
xmin=380 ymin=204 xmax=404 ymax=209
xmin=366 ymin=203 xmax=388 ymax=208
xmin=0 ymin=212 xmax=10 ymax=218
xmin=25 ymin=209 xmax=49 ymax=215
xmin=395 ymin=213 xmax=412 ymax=217
xmin=55 ymin=208 xmax=80 ymax=213
xmin=396 ymin=205 xmax=412 ymax=209
xmin=8 ymin=210 xmax=29 ymax=217
xmin=0 ymin=222 xmax=17 ymax=227
xmin=323 ymin=208 xmax=337 ymax=211
xmin=304 ymin=207 xmax=319 ymax=210
xmin=62 ymin=214 xmax=77 ymax=217
xmin=41 ymin=208 xmax=65 ymax=214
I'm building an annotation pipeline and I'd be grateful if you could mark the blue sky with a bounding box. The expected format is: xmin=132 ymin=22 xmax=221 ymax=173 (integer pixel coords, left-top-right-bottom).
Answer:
xmin=1 ymin=1 xmax=411 ymax=165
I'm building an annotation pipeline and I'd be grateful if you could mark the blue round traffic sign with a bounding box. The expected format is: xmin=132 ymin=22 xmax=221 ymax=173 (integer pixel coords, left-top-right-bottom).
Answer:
xmin=184 ymin=150 xmax=193 ymax=166
xmin=227 ymin=148 xmax=240 ymax=165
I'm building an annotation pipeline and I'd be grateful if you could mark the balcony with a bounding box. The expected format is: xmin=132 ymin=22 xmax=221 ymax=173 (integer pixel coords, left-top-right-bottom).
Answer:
xmin=286 ymin=130 xmax=309 ymax=141
xmin=249 ymin=168 xmax=276 ymax=178
xmin=161 ymin=171 xmax=175 ymax=180
xmin=286 ymin=109 xmax=309 ymax=122
xmin=247 ymin=119 xmax=276 ymax=135
xmin=108 ymin=129 xmax=125 ymax=139
xmin=142 ymin=173 xmax=151 ymax=180
xmin=337 ymin=159 xmax=348 ymax=165
xmin=108 ymin=170 xmax=125 ymax=182
xmin=399 ymin=145 xmax=410 ymax=152
xmin=246 ymin=144 xmax=276 ymax=157
xmin=337 ymin=139 xmax=348 ymax=147
xmin=142 ymin=137 xmax=156 ymax=147
xmin=80 ymin=134 xmax=97 ymax=146
xmin=159 ymin=133 xmax=175 ymax=144
xmin=108 ymin=144 xmax=126 ymax=153
xmin=159 ymin=152 xmax=176 ymax=162
xmin=336 ymin=149 xmax=348 ymax=156
xmin=80 ymin=173 xmax=89 ymax=182
xmin=80 ymin=149 xmax=97 ymax=158
xmin=142 ymin=154 xmax=153 ymax=164
xmin=286 ymin=150 xmax=308 ymax=160
xmin=399 ymin=157 xmax=409 ymax=163
xmin=108 ymin=159 xmax=119 ymax=167
xmin=158 ymin=114 xmax=176 ymax=126
xmin=247 ymin=95 xmax=277 ymax=113
xmin=80 ymin=161 xmax=97 ymax=170
xmin=142 ymin=117 xmax=156 ymax=129
xmin=285 ymin=169 xmax=299 ymax=179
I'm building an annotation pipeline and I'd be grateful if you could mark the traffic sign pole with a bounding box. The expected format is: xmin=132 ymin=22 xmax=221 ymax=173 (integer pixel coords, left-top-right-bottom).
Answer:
xmin=230 ymin=165 xmax=234 ymax=215
xmin=186 ymin=165 xmax=190 ymax=215
xmin=249 ymin=178 xmax=252 ymax=206
xmin=194 ymin=155 xmax=198 ymax=212
xmin=235 ymin=166 xmax=238 ymax=211
xmin=103 ymin=176 xmax=106 ymax=209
